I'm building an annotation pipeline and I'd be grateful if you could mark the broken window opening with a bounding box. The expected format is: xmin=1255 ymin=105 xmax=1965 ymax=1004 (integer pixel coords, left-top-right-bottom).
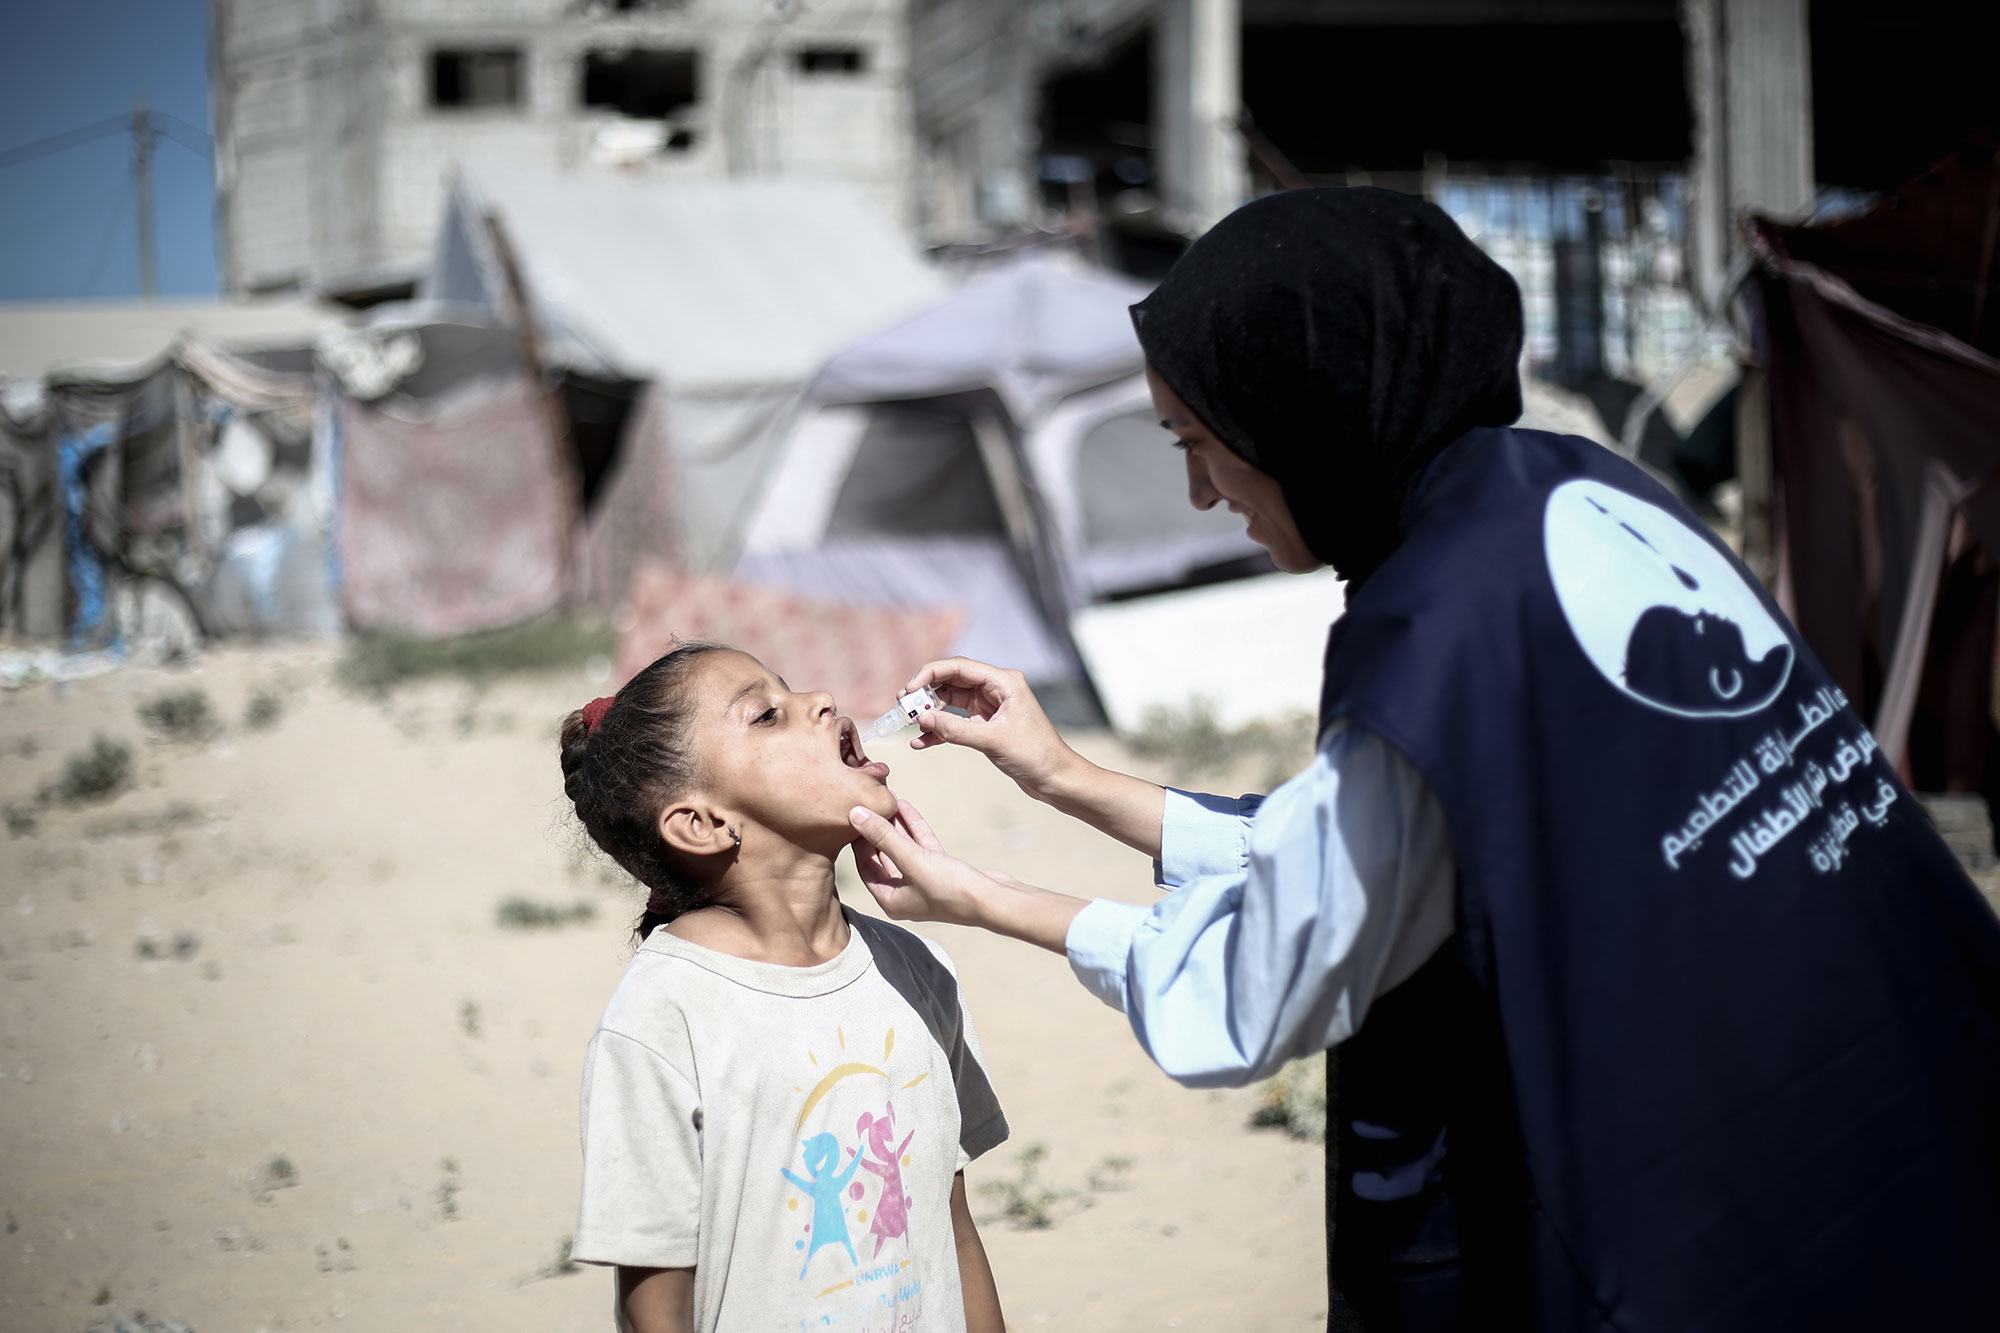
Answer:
xmin=567 ymin=0 xmax=689 ymax=12
xmin=430 ymin=48 xmax=524 ymax=109
xmin=795 ymin=47 xmax=868 ymax=76
xmin=581 ymin=48 xmax=701 ymax=123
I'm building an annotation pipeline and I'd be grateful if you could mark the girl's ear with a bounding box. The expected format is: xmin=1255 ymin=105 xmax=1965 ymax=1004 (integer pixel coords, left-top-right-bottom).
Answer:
xmin=658 ymin=798 xmax=738 ymax=859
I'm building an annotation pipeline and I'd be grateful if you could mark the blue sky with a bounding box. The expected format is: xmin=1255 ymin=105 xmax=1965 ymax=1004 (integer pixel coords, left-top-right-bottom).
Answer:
xmin=0 ymin=1 xmax=217 ymax=300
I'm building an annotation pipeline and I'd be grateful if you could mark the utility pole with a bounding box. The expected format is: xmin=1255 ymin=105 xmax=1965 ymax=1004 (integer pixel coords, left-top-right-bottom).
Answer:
xmin=132 ymin=95 xmax=157 ymax=299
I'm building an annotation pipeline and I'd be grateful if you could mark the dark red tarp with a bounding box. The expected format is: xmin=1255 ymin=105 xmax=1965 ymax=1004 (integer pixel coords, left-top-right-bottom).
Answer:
xmin=340 ymin=373 xmax=570 ymax=636
xmin=1751 ymin=134 xmax=2000 ymax=794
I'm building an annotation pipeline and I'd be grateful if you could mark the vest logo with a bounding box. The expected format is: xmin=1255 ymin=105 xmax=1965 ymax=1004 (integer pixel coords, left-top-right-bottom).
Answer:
xmin=1543 ymin=479 xmax=1793 ymax=719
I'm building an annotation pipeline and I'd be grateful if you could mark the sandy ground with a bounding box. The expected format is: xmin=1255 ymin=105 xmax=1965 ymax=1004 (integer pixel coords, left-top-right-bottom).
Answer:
xmin=0 ymin=646 xmax=1327 ymax=1332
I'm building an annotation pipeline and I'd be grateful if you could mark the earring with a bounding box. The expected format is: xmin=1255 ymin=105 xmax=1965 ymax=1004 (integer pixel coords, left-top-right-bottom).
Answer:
xmin=729 ymin=826 xmax=742 ymax=848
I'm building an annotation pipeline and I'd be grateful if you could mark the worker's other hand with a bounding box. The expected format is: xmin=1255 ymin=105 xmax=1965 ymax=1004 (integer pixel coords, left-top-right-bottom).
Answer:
xmin=900 ymin=657 xmax=1081 ymax=801
xmin=848 ymin=799 xmax=1011 ymax=927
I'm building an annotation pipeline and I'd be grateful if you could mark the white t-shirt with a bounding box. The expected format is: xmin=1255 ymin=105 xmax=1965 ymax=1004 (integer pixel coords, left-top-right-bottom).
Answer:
xmin=573 ymin=907 xmax=1009 ymax=1332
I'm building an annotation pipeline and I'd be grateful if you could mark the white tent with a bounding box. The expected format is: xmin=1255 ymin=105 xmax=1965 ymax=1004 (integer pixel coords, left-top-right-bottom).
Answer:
xmin=738 ymin=254 xmax=1271 ymax=709
xmin=419 ymin=166 xmax=948 ymax=567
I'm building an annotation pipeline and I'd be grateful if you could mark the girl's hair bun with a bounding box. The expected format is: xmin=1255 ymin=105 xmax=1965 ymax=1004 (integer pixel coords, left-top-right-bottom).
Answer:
xmin=559 ymin=708 xmax=593 ymax=801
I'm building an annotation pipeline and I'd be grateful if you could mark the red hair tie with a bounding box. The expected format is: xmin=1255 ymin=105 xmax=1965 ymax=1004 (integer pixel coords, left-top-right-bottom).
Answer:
xmin=581 ymin=695 xmax=616 ymax=734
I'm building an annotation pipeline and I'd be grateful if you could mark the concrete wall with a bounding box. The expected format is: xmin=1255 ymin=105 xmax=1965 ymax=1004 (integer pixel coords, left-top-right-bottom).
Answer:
xmin=214 ymin=0 xmax=915 ymax=293
xmin=215 ymin=1 xmax=387 ymax=291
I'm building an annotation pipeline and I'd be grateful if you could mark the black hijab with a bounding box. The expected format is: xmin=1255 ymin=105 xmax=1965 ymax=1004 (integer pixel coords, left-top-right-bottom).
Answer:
xmin=1131 ymin=187 xmax=1525 ymax=586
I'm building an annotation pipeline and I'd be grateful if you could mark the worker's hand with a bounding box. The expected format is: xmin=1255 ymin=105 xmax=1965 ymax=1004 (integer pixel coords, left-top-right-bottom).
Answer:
xmin=901 ymin=657 xmax=1083 ymax=801
xmin=852 ymin=798 xmax=1085 ymax=956
xmin=849 ymin=799 xmax=1012 ymax=927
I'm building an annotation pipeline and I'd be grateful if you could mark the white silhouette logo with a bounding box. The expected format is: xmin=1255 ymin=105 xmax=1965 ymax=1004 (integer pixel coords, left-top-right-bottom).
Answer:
xmin=1543 ymin=479 xmax=1793 ymax=719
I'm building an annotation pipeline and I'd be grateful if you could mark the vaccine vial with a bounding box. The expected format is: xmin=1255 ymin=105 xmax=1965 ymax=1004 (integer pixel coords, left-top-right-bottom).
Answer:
xmin=860 ymin=687 xmax=943 ymax=742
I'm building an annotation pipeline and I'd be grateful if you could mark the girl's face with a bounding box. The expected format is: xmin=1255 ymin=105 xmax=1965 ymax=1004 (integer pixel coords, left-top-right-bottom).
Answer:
xmin=1146 ymin=364 xmax=1320 ymax=574
xmin=681 ymin=651 xmax=900 ymax=851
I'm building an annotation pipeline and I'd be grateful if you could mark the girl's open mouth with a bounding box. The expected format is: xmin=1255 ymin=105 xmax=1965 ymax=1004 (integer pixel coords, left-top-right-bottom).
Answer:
xmin=837 ymin=718 xmax=891 ymax=782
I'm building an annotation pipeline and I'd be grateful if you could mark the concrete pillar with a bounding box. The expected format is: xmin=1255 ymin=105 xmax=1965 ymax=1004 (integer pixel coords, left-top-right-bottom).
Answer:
xmin=1155 ymin=0 xmax=1247 ymax=234
xmin=978 ymin=44 xmax=1039 ymax=228
xmin=1684 ymin=0 xmax=1815 ymax=311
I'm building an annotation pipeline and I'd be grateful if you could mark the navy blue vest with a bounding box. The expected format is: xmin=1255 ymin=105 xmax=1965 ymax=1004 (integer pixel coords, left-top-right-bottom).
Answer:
xmin=1317 ymin=428 xmax=2000 ymax=1331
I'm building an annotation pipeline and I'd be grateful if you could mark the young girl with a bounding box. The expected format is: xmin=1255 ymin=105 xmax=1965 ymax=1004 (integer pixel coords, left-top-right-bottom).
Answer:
xmin=563 ymin=643 xmax=1009 ymax=1333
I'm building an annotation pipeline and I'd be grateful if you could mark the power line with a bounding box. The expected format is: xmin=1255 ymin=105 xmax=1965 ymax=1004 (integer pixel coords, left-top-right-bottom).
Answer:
xmin=0 ymin=108 xmax=214 ymax=171
xmin=153 ymin=110 xmax=215 ymax=157
xmin=153 ymin=110 xmax=212 ymax=141
xmin=0 ymin=114 xmax=132 ymax=172
xmin=155 ymin=119 xmax=213 ymax=160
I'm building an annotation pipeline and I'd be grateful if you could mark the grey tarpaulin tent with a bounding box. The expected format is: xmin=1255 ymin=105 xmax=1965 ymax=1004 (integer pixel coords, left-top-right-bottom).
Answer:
xmin=737 ymin=254 xmax=1268 ymax=703
xmin=418 ymin=167 xmax=946 ymax=575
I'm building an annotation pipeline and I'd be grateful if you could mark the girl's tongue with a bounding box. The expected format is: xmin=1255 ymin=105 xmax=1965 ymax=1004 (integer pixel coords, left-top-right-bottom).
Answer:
xmin=839 ymin=723 xmax=892 ymax=782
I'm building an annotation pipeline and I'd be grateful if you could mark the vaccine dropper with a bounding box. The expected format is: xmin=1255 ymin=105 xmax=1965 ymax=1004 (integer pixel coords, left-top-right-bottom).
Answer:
xmin=860 ymin=687 xmax=943 ymax=743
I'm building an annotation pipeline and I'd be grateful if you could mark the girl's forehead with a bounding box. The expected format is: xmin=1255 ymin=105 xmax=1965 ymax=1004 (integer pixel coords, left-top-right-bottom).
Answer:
xmin=703 ymin=647 xmax=765 ymax=679
xmin=691 ymin=650 xmax=783 ymax=710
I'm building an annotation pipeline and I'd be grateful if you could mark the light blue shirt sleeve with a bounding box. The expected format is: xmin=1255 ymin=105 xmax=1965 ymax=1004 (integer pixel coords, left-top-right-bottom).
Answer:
xmin=1064 ymin=722 xmax=1457 ymax=1088
xmin=1152 ymin=787 xmax=1267 ymax=889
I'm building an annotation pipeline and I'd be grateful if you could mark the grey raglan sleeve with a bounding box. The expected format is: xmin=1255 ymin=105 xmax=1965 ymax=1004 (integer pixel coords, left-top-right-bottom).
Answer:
xmin=917 ymin=937 xmax=1010 ymax=1171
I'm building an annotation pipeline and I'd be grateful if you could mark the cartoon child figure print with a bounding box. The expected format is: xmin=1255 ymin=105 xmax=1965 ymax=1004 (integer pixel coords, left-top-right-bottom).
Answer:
xmin=781 ymin=1132 xmax=865 ymax=1278
xmin=856 ymin=1103 xmax=917 ymax=1258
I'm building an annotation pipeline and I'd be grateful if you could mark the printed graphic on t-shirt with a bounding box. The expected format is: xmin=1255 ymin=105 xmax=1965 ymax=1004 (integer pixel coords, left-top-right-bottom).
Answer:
xmin=779 ymin=1024 xmax=932 ymax=1330
xmin=1543 ymin=479 xmax=1900 ymax=881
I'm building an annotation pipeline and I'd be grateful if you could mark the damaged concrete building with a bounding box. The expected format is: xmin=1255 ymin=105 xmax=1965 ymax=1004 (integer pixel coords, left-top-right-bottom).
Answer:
xmin=211 ymin=0 xmax=916 ymax=294
xmin=913 ymin=0 xmax=1991 ymax=380
xmin=210 ymin=0 xmax=1992 ymax=380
